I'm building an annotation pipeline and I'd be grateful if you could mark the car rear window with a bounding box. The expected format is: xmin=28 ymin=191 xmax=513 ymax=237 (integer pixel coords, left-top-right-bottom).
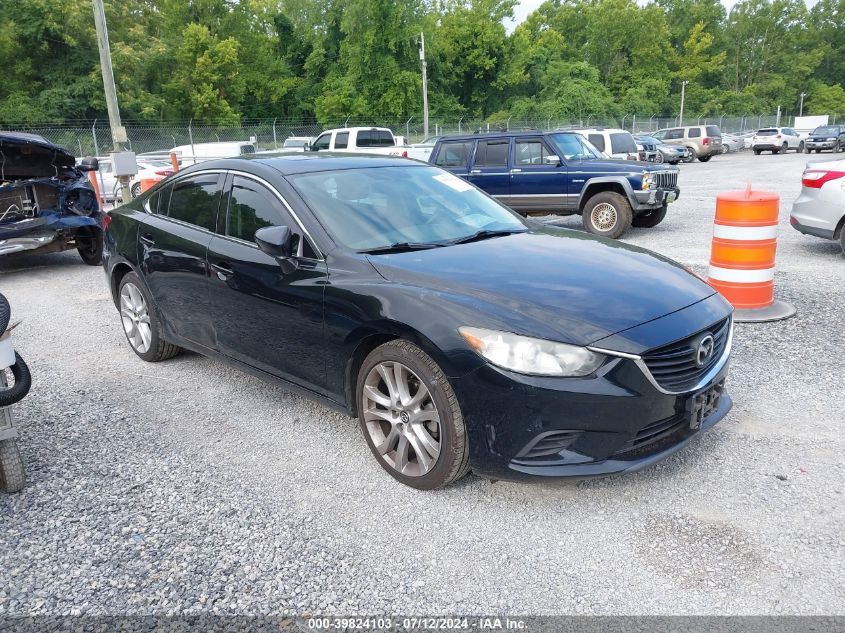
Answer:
xmin=610 ymin=132 xmax=637 ymax=154
xmin=757 ymin=129 xmax=778 ymax=136
xmin=434 ymin=141 xmax=473 ymax=168
xmin=357 ymin=130 xmax=395 ymax=147
xmin=706 ymin=126 xmax=721 ymax=137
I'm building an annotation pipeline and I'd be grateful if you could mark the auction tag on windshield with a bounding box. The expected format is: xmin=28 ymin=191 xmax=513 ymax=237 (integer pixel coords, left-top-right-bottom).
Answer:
xmin=433 ymin=173 xmax=474 ymax=193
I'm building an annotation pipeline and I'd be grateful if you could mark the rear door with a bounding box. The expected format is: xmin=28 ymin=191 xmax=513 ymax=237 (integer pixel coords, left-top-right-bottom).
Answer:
xmin=432 ymin=139 xmax=475 ymax=180
xmin=139 ymin=171 xmax=224 ymax=348
xmin=468 ymin=138 xmax=511 ymax=197
xmin=206 ymin=173 xmax=328 ymax=392
xmin=508 ymin=136 xmax=571 ymax=212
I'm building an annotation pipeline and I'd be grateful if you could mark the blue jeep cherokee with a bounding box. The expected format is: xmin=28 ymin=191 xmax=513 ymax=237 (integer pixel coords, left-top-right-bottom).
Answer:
xmin=429 ymin=131 xmax=680 ymax=239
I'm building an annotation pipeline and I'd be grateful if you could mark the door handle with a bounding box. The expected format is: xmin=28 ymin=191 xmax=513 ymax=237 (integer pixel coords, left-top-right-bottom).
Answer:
xmin=510 ymin=169 xmax=522 ymax=174
xmin=139 ymin=233 xmax=155 ymax=246
xmin=210 ymin=262 xmax=234 ymax=280
xmin=470 ymin=169 xmax=482 ymax=175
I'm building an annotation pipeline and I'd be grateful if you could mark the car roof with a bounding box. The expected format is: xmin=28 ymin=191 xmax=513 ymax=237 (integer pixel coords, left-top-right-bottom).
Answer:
xmin=436 ymin=130 xmax=576 ymax=142
xmin=172 ymin=152 xmax=424 ymax=176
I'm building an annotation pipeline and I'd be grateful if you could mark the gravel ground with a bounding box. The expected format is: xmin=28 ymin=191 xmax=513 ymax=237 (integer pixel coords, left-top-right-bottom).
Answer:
xmin=0 ymin=150 xmax=843 ymax=617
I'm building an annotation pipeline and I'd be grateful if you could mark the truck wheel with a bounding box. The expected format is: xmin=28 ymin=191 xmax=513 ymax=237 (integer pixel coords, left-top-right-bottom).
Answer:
xmin=582 ymin=192 xmax=633 ymax=239
xmin=754 ymin=149 xmax=761 ymax=155
xmin=632 ymin=205 xmax=667 ymax=228
xmin=0 ymin=438 xmax=25 ymax=493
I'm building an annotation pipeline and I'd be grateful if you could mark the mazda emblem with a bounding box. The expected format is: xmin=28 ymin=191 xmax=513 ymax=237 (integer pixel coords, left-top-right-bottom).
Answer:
xmin=696 ymin=334 xmax=715 ymax=367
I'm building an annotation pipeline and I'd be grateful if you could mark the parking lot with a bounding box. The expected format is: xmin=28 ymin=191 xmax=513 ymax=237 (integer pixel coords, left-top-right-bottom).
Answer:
xmin=0 ymin=150 xmax=843 ymax=616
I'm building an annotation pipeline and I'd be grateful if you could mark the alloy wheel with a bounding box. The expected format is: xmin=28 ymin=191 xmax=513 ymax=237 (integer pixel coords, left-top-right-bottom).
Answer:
xmin=362 ymin=361 xmax=441 ymax=477
xmin=120 ymin=282 xmax=152 ymax=353
xmin=590 ymin=202 xmax=618 ymax=232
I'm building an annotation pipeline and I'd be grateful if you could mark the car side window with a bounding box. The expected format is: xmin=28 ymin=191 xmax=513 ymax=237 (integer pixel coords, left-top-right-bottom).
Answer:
xmin=688 ymin=128 xmax=701 ymax=138
xmin=335 ymin=132 xmax=349 ymax=150
xmin=144 ymin=187 xmax=163 ymax=214
xmin=473 ymin=139 xmax=509 ymax=167
xmin=588 ymin=134 xmax=605 ymax=152
xmin=514 ymin=140 xmax=551 ymax=165
xmin=165 ymin=174 xmax=221 ymax=232
xmin=434 ymin=141 xmax=473 ymax=168
xmin=664 ymin=129 xmax=684 ymax=140
xmin=226 ymin=176 xmax=290 ymax=243
xmin=312 ymin=133 xmax=331 ymax=151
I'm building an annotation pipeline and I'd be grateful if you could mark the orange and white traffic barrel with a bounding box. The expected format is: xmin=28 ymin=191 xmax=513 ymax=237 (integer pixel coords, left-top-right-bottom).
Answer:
xmin=707 ymin=185 xmax=795 ymax=322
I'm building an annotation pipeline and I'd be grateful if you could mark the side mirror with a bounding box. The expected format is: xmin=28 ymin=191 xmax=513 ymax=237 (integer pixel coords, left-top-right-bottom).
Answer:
xmin=544 ymin=154 xmax=561 ymax=165
xmin=255 ymin=225 xmax=293 ymax=259
xmin=79 ymin=156 xmax=99 ymax=172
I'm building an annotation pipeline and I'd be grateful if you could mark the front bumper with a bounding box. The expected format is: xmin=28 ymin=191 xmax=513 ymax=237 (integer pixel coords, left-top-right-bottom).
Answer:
xmin=633 ymin=187 xmax=679 ymax=209
xmin=805 ymin=141 xmax=837 ymax=150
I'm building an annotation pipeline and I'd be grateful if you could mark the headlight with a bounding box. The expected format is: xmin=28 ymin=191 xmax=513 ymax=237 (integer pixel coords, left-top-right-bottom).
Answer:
xmin=459 ymin=327 xmax=606 ymax=377
xmin=828 ymin=137 xmax=837 ymax=141
xmin=641 ymin=171 xmax=655 ymax=190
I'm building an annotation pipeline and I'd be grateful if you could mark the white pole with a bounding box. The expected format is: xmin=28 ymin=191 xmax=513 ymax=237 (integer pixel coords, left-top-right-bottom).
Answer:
xmin=420 ymin=32 xmax=429 ymax=139
xmin=679 ymin=80 xmax=688 ymax=127
xmin=799 ymin=93 xmax=806 ymax=117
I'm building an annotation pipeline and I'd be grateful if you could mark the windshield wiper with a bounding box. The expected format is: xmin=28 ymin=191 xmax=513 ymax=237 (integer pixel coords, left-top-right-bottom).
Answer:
xmin=448 ymin=228 xmax=525 ymax=245
xmin=359 ymin=242 xmax=447 ymax=255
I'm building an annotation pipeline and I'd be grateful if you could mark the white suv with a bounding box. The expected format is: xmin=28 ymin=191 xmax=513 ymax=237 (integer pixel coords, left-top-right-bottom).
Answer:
xmin=751 ymin=127 xmax=803 ymax=155
xmin=572 ymin=128 xmax=639 ymax=160
xmin=790 ymin=158 xmax=845 ymax=254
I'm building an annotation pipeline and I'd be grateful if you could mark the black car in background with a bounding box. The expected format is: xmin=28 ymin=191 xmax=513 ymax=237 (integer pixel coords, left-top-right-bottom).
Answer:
xmin=0 ymin=132 xmax=102 ymax=263
xmin=804 ymin=125 xmax=845 ymax=153
xmin=103 ymin=153 xmax=733 ymax=489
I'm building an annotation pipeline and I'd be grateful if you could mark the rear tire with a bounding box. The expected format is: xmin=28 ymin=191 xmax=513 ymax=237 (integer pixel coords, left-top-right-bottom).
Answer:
xmin=356 ymin=340 xmax=470 ymax=490
xmin=131 ymin=182 xmax=142 ymax=198
xmin=117 ymin=272 xmax=181 ymax=362
xmin=632 ymin=205 xmax=668 ymax=228
xmin=0 ymin=438 xmax=25 ymax=493
xmin=754 ymin=149 xmax=761 ymax=155
xmin=698 ymin=154 xmax=712 ymax=162
xmin=840 ymin=229 xmax=845 ymax=256
xmin=582 ymin=192 xmax=633 ymax=239
xmin=798 ymin=141 xmax=805 ymax=153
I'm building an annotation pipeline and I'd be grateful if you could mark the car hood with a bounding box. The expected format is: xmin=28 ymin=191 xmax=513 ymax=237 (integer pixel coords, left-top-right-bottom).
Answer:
xmin=367 ymin=228 xmax=717 ymax=347
xmin=570 ymin=158 xmax=674 ymax=172
xmin=0 ymin=132 xmax=78 ymax=179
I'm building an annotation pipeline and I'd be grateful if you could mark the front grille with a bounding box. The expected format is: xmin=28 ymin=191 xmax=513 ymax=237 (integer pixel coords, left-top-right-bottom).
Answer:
xmin=653 ymin=171 xmax=678 ymax=189
xmin=642 ymin=318 xmax=731 ymax=392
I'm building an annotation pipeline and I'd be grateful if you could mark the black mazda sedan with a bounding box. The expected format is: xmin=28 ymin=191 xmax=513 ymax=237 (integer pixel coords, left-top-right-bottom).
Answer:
xmin=103 ymin=153 xmax=733 ymax=489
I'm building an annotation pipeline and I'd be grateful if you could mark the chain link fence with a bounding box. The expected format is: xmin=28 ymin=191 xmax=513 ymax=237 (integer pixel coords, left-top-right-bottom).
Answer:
xmin=3 ymin=113 xmax=841 ymax=158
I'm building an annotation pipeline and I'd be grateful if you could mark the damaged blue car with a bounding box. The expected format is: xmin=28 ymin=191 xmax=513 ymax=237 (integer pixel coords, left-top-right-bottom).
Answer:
xmin=0 ymin=132 xmax=102 ymax=264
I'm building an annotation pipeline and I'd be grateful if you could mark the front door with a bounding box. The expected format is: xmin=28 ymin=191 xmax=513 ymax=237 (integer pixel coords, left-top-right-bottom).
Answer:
xmin=206 ymin=174 xmax=328 ymax=393
xmin=432 ymin=139 xmax=475 ymax=180
xmin=507 ymin=137 xmax=571 ymax=212
xmin=467 ymin=138 xmax=511 ymax=198
xmin=139 ymin=172 xmax=223 ymax=348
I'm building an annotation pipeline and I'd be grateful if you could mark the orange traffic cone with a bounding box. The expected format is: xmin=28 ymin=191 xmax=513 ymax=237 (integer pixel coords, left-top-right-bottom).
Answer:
xmin=707 ymin=185 xmax=795 ymax=322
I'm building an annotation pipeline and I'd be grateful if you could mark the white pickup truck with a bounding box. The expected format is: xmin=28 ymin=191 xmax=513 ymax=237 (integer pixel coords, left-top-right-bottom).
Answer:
xmin=308 ymin=127 xmax=432 ymax=161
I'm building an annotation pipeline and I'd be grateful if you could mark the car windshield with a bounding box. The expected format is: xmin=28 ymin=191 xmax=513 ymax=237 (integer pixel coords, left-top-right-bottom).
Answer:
xmin=813 ymin=126 xmax=838 ymax=135
xmin=636 ymin=136 xmax=659 ymax=144
xmin=549 ymin=133 xmax=603 ymax=160
xmin=288 ymin=165 xmax=526 ymax=251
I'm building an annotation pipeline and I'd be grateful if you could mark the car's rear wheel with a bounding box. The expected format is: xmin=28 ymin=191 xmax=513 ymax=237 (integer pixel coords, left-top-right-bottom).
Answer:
xmin=0 ymin=439 xmax=25 ymax=493
xmin=582 ymin=192 xmax=633 ymax=239
xmin=357 ymin=340 xmax=469 ymax=490
xmin=798 ymin=141 xmax=805 ymax=152
xmin=130 ymin=182 xmax=142 ymax=198
xmin=117 ymin=272 xmax=181 ymax=362
xmin=632 ymin=205 xmax=668 ymax=228
xmin=76 ymin=226 xmax=103 ymax=266
xmin=840 ymin=229 xmax=845 ymax=255
xmin=753 ymin=149 xmax=761 ymax=155
xmin=698 ymin=154 xmax=712 ymax=162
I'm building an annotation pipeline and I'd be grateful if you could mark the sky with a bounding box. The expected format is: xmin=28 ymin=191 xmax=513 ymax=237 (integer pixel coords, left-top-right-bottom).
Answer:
xmin=504 ymin=0 xmax=819 ymax=32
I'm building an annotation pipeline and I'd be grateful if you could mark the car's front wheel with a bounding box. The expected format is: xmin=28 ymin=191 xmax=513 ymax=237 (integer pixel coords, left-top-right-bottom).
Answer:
xmin=632 ymin=205 xmax=667 ymax=228
xmin=76 ymin=226 xmax=103 ymax=266
xmin=582 ymin=192 xmax=633 ymax=239
xmin=117 ymin=272 xmax=181 ymax=362
xmin=357 ymin=340 xmax=470 ymax=490
xmin=131 ymin=182 xmax=142 ymax=198
xmin=798 ymin=141 xmax=805 ymax=152
xmin=654 ymin=151 xmax=665 ymax=164
xmin=684 ymin=147 xmax=697 ymax=163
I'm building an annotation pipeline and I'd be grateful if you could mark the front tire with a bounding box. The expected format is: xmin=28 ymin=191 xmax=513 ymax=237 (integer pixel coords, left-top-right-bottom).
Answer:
xmin=76 ymin=227 xmax=103 ymax=266
xmin=582 ymin=192 xmax=633 ymax=239
xmin=632 ymin=205 xmax=668 ymax=228
xmin=0 ymin=438 xmax=25 ymax=493
xmin=356 ymin=340 xmax=470 ymax=490
xmin=683 ymin=147 xmax=697 ymax=163
xmin=654 ymin=151 xmax=665 ymax=164
xmin=117 ymin=272 xmax=181 ymax=362
xmin=754 ymin=149 xmax=761 ymax=155
xmin=798 ymin=141 xmax=805 ymax=153
xmin=131 ymin=182 xmax=142 ymax=198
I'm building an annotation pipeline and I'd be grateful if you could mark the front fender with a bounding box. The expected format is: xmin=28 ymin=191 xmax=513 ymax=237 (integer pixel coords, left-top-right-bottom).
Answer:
xmin=577 ymin=176 xmax=638 ymax=211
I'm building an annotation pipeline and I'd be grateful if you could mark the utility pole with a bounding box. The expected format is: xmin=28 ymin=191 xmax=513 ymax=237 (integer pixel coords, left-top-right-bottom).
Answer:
xmin=92 ymin=0 xmax=132 ymax=203
xmin=776 ymin=105 xmax=781 ymax=126
xmin=679 ymin=80 xmax=689 ymax=127
xmin=799 ymin=92 xmax=806 ymax=117
xmin=419 ymin=32 xmax=429 ymax=139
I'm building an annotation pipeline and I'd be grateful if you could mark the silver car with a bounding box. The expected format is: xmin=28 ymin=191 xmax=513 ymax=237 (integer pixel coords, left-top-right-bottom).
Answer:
xmin=790 ymin=158 xmax=845 ymax=254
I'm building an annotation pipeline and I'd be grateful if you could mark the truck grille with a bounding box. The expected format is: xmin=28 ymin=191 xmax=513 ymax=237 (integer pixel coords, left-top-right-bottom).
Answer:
xmin=653 ymin=171 xmax=678 ymax=189
xmin=641 ymin=318 xmax=731 ymax=392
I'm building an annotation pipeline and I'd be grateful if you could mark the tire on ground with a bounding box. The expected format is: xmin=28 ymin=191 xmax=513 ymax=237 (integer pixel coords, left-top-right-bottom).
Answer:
xmin=76 ymin=226 xmax=103 ymax=266
xmin=117 ymin=272 xmax=181 ymax=362
xmin=698 ymin=154 xmax=712 ymax=162
xmin=0 ymin=438 xmax=25 ymax=493
xmin=356 ymin=339 xmax=470 ymax=490
xmin=632 ymin=205 xmax=668 ymax=228
xmin=581 ymin=191 xmax=633 ymax=239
